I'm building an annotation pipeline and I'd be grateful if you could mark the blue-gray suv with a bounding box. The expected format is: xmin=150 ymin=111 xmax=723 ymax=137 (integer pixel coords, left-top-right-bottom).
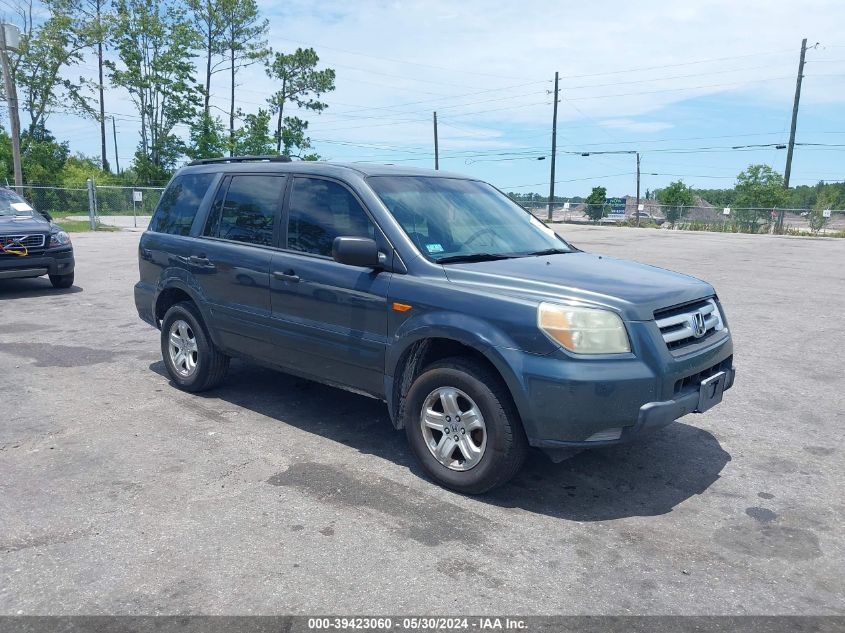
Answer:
xmin=135 ymin=157 xmax=735 ymax=493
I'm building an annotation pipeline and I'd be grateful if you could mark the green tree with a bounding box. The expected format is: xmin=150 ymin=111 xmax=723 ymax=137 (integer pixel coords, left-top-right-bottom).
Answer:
xmin=809 ymin=188 xmax=841 ymax=234
xmin=656 ymin=180 xmax=694 ymax=228
xmin=7 ymin=1 xmax=99 ymax=136
xmin=186 ymin=0 xmax=227 ymax=121
xmin=219 ymin=0 xmax=268 ymax=151
xmin=232 ymin=108 xmax=275 ymax=156
xmin=186 ymin=112 xmax=228 ymax=159
xmin=52 ymin=0 xmax=117 ymax=172
xmin=21 ymin=124 xmax=70 ymax=185
xmin=266 ymin=47 xmax=335 ymax=154
xmin=60 ymin=154 xmax=118 ymax=187
xmin=108 ymin=0 xmax=201 ymax=178
xmin=733 ymin=164 xmax=788 ymax=232
xmin=584 ymin=186 xmax=607 ymax=223
xmin=281 ymin=115 xmax=322 ymax=158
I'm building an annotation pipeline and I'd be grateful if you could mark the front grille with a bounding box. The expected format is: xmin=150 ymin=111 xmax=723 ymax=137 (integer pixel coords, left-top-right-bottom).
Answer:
xmin=0 ymin=233 xmax=46 ymax=249
xmin=654 ymin=298 xmax=724 ymax=351
xmin=674 ymin=356 xmax=733 ymax=394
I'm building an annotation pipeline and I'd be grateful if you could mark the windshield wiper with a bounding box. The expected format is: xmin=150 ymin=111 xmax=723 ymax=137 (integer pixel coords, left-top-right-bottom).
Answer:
xmin=436 ymin=253 xmax=516 ymax=264
xmin=526 ymin=248 xmax=570 ymax=256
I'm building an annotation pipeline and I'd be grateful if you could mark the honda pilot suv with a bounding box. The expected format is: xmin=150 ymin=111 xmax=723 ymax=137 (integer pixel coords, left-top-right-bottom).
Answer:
xmin=135 ymin=157 xmax=735 ymax=493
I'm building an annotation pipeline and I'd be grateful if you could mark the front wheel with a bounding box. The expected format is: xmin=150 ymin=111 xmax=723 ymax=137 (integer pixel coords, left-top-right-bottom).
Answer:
xmin=49 ymin=272 xmax=74 ymax=288
xmin=160 ymin=301 xmax=229 ymax=392
xmin=403 ymin=356 xmax=528 ymax=494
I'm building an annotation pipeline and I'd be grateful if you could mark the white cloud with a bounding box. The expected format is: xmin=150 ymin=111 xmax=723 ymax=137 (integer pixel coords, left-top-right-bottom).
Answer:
xmin=243 ymin=0 xmax=845 ymax=139
xmin=44 ymin=0 xmax=845 ymax=189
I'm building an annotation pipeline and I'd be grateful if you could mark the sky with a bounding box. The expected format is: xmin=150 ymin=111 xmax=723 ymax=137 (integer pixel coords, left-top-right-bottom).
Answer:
xmin=30 ymin=0 xmax=845 ymax=197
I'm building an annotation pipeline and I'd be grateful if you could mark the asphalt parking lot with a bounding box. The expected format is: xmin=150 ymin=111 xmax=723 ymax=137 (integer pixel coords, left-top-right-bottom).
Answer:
xmin=1 ymin=226 xmax=843 ymax=615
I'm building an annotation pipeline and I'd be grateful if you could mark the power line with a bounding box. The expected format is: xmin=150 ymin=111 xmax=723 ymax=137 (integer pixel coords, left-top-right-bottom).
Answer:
xmin=559 ymin=48 xmax=796 ymax=79
xmin=271 ymin=37 xmax=532 ymax=81
xmin=565 ymin=75 xmax=794 ymax=101
xmin=560 ymin=62 xmax=798 ymax=90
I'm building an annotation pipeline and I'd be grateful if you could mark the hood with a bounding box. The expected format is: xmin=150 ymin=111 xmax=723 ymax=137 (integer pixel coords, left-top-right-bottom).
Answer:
xmin=0 ymin=214 xmax=50 ymax=234
xmin=442 ymin=252 xmax=714 ymax=321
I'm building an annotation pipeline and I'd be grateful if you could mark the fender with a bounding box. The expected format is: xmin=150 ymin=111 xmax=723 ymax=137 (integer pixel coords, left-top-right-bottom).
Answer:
xmin=384 ymin=310 xmax=533 ymax=430
xmin=153 ymin=273 xmax=224 ymax=349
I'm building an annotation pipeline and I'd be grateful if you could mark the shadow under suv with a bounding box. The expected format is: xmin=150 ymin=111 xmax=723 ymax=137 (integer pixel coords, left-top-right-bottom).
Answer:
xmin=135 ymin=156 xmax=735 ymax=493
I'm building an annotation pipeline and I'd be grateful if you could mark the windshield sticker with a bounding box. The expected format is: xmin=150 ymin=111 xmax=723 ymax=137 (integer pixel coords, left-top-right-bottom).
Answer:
xmin=10 ymin=202 xmax=34 ymax=212
xmin=425 ymin=243 xmax=444 ymax=254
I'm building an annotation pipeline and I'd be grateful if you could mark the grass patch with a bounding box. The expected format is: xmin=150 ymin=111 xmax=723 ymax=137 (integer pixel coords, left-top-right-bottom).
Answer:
xmin=53 ymin=217 xmax=120 ymax=232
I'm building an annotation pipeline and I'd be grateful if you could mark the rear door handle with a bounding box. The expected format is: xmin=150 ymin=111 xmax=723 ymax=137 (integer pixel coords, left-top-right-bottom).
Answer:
xmin=189 ymin=255 xmax=211 ymax=265
xmin=273 ymin=270 xmax=300 ymax=283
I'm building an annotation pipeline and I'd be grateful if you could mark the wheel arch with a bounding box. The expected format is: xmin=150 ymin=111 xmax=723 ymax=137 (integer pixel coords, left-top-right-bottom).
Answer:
xmin=153 ymin=281 xmax=222 ymax=347
xmin=387 ymin=330 xmax=528 ymax=432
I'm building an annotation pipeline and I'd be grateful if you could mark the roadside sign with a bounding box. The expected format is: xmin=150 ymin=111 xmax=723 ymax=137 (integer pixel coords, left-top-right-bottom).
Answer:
xmin=823 ymin=209 xmax=832 ymax=218
xmin=133 ymin=190 xmax=143 ymax=202
xmin=607 ymin=197 xmax=626 ymax=220
xmin=723 ymin=207 xmax=731 ymax=215
xmin=563 ymin=202 xmax=570 ymax=210
xmin=637 ymin=204 xmax=644 ymax=211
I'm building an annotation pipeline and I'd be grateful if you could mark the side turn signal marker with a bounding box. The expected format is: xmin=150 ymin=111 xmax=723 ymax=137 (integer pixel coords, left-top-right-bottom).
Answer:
xmin=392 ymin=302 xmax=413 ymax=313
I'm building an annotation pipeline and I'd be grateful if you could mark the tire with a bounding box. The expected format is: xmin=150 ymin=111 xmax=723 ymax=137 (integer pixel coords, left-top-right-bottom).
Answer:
xmin=403 ymin=356 xmax=528 ymax=494
xmin=160 ymin=301 xmax=229 ymax=392
xmin=49 ymin=272 xmax=74 ymax=288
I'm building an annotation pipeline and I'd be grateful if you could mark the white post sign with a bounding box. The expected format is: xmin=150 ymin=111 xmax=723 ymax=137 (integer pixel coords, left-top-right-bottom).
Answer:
xmin=822 ymin=209 xmax=832 ymax=218
xmin=132 ymin=190 xmax=143 ymax=228
xmin=637 ymin=204 xmax=644 ymax=212
xmin=723 ymin=207 xmax=731 ymax=216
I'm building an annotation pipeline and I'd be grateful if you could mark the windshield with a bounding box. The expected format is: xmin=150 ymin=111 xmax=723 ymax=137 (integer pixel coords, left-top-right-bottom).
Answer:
xmin=0 ymin=189 xmax=37 ymax=217
xmin=368 ymin=176 xmax=570 ymax=262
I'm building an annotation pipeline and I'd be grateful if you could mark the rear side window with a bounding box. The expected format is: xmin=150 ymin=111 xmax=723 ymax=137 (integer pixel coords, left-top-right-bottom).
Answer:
xmin=203 ymin=175 xmax=285 ymax=247
xmin=287 ymin=177 xmax=374 ymax=256
xmin=149 ymin=173 xmax=214 ymax=235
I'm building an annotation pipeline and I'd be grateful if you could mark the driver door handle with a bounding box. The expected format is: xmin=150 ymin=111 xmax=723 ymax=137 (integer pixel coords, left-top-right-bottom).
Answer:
xmin=188 ymin=255 xmax=211 ymax=265
xmin=273 ymin=270 xmax=300 ymax=283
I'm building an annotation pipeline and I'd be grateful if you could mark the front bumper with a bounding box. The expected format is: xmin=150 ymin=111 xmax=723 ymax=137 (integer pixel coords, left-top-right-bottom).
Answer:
xmin=496 ymin=320 xmax=735 ymax=449
xmin=0 ymin=248 xmax=74 ymax=279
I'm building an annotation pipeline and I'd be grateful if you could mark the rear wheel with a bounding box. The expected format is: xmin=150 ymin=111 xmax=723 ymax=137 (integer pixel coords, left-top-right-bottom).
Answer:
xmin=49 ymin=272 xmax=74 ymax=288
xmin=160 ymin=301 xmax=229 ymax=392
xmin=403 ymin=356 xmax=528 ymax=494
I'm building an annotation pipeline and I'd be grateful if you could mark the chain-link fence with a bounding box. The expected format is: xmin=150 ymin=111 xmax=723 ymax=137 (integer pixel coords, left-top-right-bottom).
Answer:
xmin=17 ymin=182 xmax=165 ymax=229
xmin=517 ymin=198 xmax=845 ymax=236
xmin=11 ymin=183 xmax=845 ymax=236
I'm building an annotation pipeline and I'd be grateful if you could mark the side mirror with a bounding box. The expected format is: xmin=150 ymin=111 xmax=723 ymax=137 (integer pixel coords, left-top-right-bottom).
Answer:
xmin=332 ymin=236 xmax=382 ymax=268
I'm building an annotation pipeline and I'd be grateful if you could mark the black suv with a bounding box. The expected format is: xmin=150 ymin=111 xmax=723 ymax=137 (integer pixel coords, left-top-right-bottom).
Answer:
xmin=136 ymin=157 xmax=734 ymax=493
xmin=0 ymin=188 xmax=75 ymax=288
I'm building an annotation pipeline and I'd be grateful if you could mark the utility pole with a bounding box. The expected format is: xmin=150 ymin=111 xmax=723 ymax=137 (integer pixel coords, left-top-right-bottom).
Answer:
xmin=433 ymin=111 xmax=439 ymax=170
xmin=0 ymin=24 xmax=23 ymax=194
xmin=635 ymin=152 xmax=641 ymax=227
xmin=111 ymin=117 xmax=120 ymax=174
xmin=547 ymin=71 xmax=559 ymax=222
xmin=96 ymin=0 xmax=108 ymax=173
xmin=780 ymin=37 xmax=808 ymax=232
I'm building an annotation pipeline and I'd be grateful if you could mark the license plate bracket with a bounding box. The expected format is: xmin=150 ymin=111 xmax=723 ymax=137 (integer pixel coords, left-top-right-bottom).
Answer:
xmin=697 ymin=371 xmax=726 ymax=413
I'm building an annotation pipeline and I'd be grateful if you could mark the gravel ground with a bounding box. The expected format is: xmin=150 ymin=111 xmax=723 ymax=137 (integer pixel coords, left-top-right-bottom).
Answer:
xmin=0 ymin=226 xmax=842 ymax=615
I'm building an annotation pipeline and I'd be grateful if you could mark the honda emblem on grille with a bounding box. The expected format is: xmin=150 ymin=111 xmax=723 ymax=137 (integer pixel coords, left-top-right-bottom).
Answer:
xmin=690 ymin=311 xmax=707 ymax=338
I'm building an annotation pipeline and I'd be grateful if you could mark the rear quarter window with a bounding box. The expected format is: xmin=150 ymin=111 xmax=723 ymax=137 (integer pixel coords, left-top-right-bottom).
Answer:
xmin=149 ymin=173 xmax=214 ymax=235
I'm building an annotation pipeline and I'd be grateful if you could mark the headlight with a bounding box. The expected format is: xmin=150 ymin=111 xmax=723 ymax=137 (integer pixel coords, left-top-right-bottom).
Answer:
xmin=538 ymin=302 xmax=631 ymax=354
xmin=49 ymin=230 xmax=71 ymax=247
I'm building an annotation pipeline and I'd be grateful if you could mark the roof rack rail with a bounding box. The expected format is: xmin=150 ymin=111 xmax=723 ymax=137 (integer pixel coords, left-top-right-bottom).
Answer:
xmin=187 ymin=155 xmax=292 ymax=166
